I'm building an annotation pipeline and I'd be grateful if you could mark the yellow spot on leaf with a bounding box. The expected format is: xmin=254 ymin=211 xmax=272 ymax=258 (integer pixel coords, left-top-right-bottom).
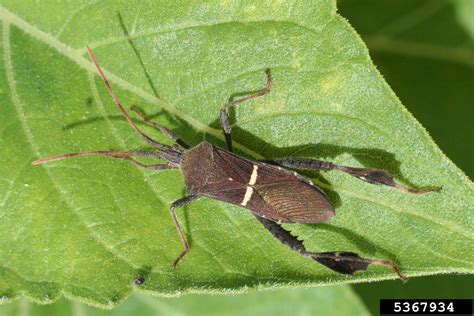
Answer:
xmin=319 ymin=71 xmax=346 ymax=96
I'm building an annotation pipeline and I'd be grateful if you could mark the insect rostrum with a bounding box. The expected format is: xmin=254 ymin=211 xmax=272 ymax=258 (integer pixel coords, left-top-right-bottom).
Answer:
xmin=33 ymin=47 xmax=440 ymax=282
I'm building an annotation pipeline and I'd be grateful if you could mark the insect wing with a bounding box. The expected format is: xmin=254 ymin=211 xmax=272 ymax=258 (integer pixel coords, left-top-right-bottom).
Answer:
xmin=255 ymin=181 xmax=334 ymax=223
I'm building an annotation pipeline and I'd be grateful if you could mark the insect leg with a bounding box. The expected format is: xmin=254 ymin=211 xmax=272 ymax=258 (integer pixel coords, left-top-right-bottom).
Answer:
xmin=130 ymin=106 xmax=190 ymax=149
xmin=304 ymin=251 xmax=406 ymax=282
xmin=169 ymin=194 xmax=201 ymax=267
xmin=220 ymin=69 xmax=272 ymax=152
xmin=263 ymin=158 xmax=440 ymax=194
xmin=255 ymin=215 xmax=406 ymax=281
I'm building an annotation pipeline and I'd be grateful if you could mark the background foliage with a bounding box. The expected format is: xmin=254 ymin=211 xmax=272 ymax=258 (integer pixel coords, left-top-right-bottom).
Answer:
xmin=340 ymin=0 xmax=474 ymax=314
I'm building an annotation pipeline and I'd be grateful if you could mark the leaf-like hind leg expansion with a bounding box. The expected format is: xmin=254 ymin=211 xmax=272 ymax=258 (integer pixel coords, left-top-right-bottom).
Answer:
xmin=219 ymin=69 xmax=272 ymax=152
xmin=130 ymin=106 xmax=190 ymax=149
xmin=255 ymin=215 xmax=406 ymax=281
xmin=169 ymin=194 xmax=201 ymax=267
xmin=305 ymin=251 xmax=406 ymax=282
xmin=263 ymin=158 xmax=440 ymax=194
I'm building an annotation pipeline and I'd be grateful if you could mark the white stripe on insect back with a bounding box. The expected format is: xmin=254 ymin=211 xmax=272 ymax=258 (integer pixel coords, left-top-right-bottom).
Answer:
xmin=249 ymin=165 xmax=258 ymax=186
xmin=241 ymin=165 xmax=259 ymax=206
xmin=241 ymin=187 xmax=254 ymax=206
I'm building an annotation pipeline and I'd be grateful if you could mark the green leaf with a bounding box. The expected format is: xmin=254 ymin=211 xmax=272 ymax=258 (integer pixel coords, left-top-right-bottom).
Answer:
xmin=0 ymin=285 xmax=369 ymax=316
xmin=339 ymin=0 xmax=474 ymax=176
xmin=0 ymin=0 xmax=472 ymax=308
xmin=353 ymin=274 xmax=474 ymax=315
xmin=453 ymin=0 xmax=474 ymax=38
xmin=338 ymin=0 xmax=474 ymax=309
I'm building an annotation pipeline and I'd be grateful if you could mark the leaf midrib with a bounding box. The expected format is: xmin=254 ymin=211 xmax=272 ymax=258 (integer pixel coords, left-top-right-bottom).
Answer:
xmin=0 ymin=5 xmax=457 ymax=181
xmin=3 ymin=4 xmax=456 ymax=188
xmin=0 ymin=5 xmax=238 ymax=153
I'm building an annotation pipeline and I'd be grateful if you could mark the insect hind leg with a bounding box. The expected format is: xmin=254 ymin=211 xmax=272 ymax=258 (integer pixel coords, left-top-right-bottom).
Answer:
xmin=263 ymin=158 xmax=440 ymax=194
xmin=255 ymin=216 xmax=406 ymax=281
xmin=304 ymin=251 xmax=406 ymax=282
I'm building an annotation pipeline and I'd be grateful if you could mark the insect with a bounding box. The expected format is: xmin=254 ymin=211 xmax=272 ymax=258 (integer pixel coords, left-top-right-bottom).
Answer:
xmin=33 ymin=47 xmax=439 ymax=282
xmin=132 ymin=276 xmax=145 ymax=286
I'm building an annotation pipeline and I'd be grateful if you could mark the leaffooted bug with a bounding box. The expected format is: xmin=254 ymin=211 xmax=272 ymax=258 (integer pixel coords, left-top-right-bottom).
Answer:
xmin=33 ymin=47 xmax=440 ymax=282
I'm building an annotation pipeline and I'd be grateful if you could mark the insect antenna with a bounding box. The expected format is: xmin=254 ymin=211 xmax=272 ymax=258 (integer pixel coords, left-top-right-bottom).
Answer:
xmin=32 ymin=47 xmax=184 ymax=167
xmin=32 ymin=150 xmax=156 ymax=165
xmin=85 ymin=46 xmax=172 ymax=152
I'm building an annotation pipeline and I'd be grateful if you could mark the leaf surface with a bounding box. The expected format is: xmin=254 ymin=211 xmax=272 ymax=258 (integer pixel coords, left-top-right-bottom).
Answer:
xmin=338 ymin=0 xmax=474 ymax=309
xmin=0 ymin=0 xmax=472 ymax=308
xmin=0 ymin=286 xmax=369 ymax=316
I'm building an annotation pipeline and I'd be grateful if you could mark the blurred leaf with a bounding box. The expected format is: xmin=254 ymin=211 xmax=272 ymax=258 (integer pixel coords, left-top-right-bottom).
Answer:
xmin=0 ymin=286 xmax=369 ymax=316
xmin=0 ymin=0 xmax=472 ymax=309
xmin=339 ymin=0 xmax=474 ymax=176
xmin=338 ymin=0 xmax=474 ymax=311
xmin=453 ymin=0 xmax=474 ymax=38
xmin=353 ymin=274 xmax=474 ymax=315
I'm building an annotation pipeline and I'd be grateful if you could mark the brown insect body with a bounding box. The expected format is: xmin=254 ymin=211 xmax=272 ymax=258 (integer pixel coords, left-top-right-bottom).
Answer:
xmin=181 ymin=142 xmax=334 ymax=223
xmin=32 ymin=47 xmax=440 ymax=282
